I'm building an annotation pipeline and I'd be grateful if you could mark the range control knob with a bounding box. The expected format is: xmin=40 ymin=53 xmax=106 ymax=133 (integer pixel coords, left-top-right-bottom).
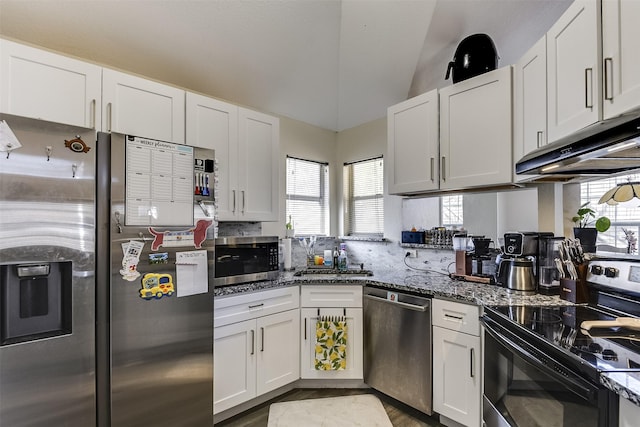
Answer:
xmin=590 ymin=265 xmax=603 ymax=275
xmin=604 ymin=267 xmax=619 ymax=278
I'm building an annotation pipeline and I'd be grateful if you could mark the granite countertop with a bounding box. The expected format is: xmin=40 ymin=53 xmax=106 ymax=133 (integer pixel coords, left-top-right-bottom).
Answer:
xmin=213 ymin=266 xmax=640 ymax=406
xmin=213 ymin=266 xmax=574 ymax=307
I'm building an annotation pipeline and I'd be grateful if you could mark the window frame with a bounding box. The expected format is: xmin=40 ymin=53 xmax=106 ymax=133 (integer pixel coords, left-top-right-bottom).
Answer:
xmin=343 ymin=156 xmax=384 ymax=237
xmin=285 ymin=155 xmax=330 ymax=236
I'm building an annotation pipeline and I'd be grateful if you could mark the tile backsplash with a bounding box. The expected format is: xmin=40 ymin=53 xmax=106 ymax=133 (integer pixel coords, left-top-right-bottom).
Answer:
xmin=217 ymin=222 xmax=455 ymax=275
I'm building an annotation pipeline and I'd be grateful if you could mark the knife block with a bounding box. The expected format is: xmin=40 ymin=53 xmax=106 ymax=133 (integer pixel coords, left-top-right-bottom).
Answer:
xmin=560 ymin=264 xmax=589 ymax=303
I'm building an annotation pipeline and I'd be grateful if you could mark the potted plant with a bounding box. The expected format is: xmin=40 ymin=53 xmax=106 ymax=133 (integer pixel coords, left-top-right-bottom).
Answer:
xmin=572 ymin=202 xmax=611 ymax=253
xmin=285 ymin=215 xmax=295 ymax=238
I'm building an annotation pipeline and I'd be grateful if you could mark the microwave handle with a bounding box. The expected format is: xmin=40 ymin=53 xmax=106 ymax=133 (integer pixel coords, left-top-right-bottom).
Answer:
xmin=481 ymin=317 xmax=596 ymax=399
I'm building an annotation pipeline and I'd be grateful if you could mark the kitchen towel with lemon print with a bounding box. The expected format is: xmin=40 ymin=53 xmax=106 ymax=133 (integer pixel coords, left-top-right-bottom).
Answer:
xmin=315 ymin=316 xmax=347 ymax=370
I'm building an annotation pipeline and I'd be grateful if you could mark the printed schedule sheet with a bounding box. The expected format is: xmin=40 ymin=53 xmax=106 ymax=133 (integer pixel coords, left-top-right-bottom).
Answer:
xmin=125 ymin=136 xmax=194 ymax=226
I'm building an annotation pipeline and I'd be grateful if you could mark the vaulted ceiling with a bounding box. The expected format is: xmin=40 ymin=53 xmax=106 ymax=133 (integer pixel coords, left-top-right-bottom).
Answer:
xmin=0 ymin=0 xmax=571 ymax=132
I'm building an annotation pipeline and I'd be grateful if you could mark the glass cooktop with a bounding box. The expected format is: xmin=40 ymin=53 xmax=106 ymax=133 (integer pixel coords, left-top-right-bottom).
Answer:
xmin=487 ymin=305 xmax=640 ymax=373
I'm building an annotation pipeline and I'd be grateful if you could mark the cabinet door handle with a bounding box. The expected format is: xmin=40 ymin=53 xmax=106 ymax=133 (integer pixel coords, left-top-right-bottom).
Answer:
xmin=260 ymin=327 xmax=265 ymax=352
xmin=536 ymin=131 xmax=544 ymax=148
xmin=90 ymin=99 xmax=96 ymax=129
xmin=604 ymin=57 xmax=614 ymax=101
xmin=441 ymin=157 xmax=446 ymax=182
xmin=585 ymin=68 xmax=594 ymax=109
xmin=430 ymin=157 xmax=435 ymax=182
xmin=470 ymin=348 xmax=475 ymax=378
xmin=250 ymin=329 xmax=255 ymax=355
xmin=107 ymin=102 xmax=112 ymax=132
xmin=304 ymin=318 xmax=307 ymax=340
xmin=241 ymin=190 xmax=245 ymax=214
xmin=232 ymin=190 xmax=236 ymax=214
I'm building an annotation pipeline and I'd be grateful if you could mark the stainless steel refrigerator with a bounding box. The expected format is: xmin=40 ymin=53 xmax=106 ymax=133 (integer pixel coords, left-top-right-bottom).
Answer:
xmin=0 ymin=115 xmax=98 ymax=427
xmin=0 ymin=118 xmax=214 ymax=426
xmin=95 ymin=132 xmax=214 ymax=427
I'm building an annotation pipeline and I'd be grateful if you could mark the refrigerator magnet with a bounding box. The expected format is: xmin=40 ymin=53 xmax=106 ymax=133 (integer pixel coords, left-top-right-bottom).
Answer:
xmin=149 ymin=252 xmax=169 ymax=265
xmin=139 ymin=273 xmax=175 ymax=300
xmin=120 ymin=240 xmax=145 ymax=281
xmin=148 ymin=219 xmax=212 ymax=251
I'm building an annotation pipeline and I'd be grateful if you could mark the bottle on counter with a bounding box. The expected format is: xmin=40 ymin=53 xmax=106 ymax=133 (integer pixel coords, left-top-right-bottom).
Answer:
xmin=338 ymin=249 xmax=348 ymax=271
xmin=332 ymin=246 xmax=339 ymax=269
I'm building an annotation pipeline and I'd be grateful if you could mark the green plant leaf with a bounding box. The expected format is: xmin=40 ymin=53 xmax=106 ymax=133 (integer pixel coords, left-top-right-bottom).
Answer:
xmin=596 ymin=217 xmax=611 ymax=232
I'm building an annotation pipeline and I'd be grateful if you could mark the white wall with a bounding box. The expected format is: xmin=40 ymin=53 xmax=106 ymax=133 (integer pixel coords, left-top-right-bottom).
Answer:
xmin=497 ymin=188 xmax=539 ymax=238
xmin=261 ymin=116 xmax=337 ymax=237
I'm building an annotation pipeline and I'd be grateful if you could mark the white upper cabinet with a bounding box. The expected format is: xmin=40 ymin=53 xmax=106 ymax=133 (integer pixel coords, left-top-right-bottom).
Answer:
xmin=439 ymin=66 xmax=513 ymax=190
xmin=546 ymin=0 xmax=601 ymax=142
xmin=387 ymin=89 xmax=439 ymax=194
xmin=185 ymin=92 xmax=238 ymax=150
xmin=186 ymin=93 xmax=238 ymax=219
xmin=102 ymin=68 xmax=185 ymax=143
xmin=514 ymin=36 xmax=547 ymax=163
xmin=0 ymin=39 xmax=101 ymax=129
xmin=602 ymin=0 xmax=640 ymax=119
xmin=185 ymin=94 xmax=279 ymax=222
xmin=237 ymin=107 xmax=279 ymax=222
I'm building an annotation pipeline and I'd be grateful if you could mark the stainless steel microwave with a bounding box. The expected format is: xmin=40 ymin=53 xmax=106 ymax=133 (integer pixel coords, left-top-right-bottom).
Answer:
xmin=214 ymin=236 xmax=279 ymax=286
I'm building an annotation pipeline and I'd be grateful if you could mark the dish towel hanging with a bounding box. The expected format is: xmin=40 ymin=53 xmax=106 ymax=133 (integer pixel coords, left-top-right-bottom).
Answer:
xmin=315 ymin=315 xmax=347 ymax=371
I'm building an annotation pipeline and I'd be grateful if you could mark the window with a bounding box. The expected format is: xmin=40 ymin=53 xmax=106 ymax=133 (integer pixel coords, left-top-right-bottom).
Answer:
xmin=343 ymin=157 xmax=384 ymax=237
xmin=286 ymin=156 xmax=329 ymax=236
xmin=442 ymin=195 xmax=463 ymax=227
xmin=580 ymin=173 xmax=640 ymax=250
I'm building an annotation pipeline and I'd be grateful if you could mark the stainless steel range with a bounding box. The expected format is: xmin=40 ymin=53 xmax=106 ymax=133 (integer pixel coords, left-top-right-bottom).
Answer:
xmin=482 ymin=254 xmax=640 ymax=427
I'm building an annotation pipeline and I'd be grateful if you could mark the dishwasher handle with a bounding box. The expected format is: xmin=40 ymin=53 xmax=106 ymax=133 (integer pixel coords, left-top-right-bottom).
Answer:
xmin=364 ymin=293 xmax=429 ymax=312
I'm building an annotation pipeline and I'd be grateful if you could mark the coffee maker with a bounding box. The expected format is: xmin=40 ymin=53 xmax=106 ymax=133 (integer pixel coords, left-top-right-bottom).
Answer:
xmin=496 ymin=232 xmax=552 ymax=294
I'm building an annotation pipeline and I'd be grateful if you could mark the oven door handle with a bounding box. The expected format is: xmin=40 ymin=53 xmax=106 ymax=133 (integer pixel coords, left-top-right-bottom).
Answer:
xmin=481 ymin=317 xmax=596 ymax=399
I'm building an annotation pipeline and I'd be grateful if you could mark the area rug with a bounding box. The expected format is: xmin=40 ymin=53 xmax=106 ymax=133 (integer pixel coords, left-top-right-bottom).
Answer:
xmin=267 ymin=394 xmax=392 ymax=427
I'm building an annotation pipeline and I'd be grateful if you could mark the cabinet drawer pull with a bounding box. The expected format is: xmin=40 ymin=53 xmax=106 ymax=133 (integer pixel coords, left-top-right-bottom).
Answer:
xmin=604 ymin=57 xmax=614 ymax=101
xmin=248 ymin=303 xmax=264 ymax=309
xmin=536 ymin=131 xmax=544 ymax=148
xmin=90 ymin=99 xmax=96 ymax=129
xmin=444 ymin=313 xmax=464 ymax=321
xmin=260 ymin=327 xmax=265 ymax=352
xmin=470 ymin=348 xmax=475 ymax=378
xmin=107 ymin=102 xmax=112 ymax=132
xmin=584 ymin=68 xmax=594 ymax=109
xmin=430 ymin=157 xmax=435 ymax=182
xmin=250 ymin=329 xmax=255 ymax=355
xmin=232 ymin=190 xmax=236 ymax=214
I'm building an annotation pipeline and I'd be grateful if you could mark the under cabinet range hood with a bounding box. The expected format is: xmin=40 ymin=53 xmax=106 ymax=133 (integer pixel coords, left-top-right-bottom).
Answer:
xmin=516 ymin=109 xmax=640 ymax=178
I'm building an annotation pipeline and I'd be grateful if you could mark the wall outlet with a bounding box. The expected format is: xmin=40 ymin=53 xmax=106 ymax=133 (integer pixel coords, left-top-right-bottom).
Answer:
xmin=406 ymin=249 xmax=418 ymax=258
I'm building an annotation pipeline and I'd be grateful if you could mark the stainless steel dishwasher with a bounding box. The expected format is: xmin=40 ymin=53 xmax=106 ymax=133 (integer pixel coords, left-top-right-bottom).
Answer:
xmin=363 ymin=286 xmax=432 ymax=415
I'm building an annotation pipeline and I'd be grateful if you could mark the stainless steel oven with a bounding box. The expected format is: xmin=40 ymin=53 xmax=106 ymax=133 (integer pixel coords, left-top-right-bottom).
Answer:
xmin=482 ymin=254 xmax=640 ymax=427
xmin=482 ymin=307 xmax=618 ymax=427
xmin=213 ymin=236 xmax=279 ymax=286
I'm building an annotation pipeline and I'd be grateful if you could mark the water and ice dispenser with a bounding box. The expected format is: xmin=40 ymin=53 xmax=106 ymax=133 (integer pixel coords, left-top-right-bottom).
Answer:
xmin=0 ymin=261 xmax=72 ymax=345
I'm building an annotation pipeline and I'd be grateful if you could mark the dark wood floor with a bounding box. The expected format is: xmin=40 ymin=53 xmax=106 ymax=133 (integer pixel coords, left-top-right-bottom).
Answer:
xmin=215 ymin=388 xmax=445 ymax=427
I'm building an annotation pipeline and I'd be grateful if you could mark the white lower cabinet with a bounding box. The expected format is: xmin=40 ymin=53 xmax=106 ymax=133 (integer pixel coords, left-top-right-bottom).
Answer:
xmin=300 ymin=307 xmax=363 ymax=379
xmin=213 ymin=288 xmax=300 ymax=414
xmin=300 ymin=285 xmax=363 ymax=380
xmin=432 ymin=299 xmax=482 ymax=427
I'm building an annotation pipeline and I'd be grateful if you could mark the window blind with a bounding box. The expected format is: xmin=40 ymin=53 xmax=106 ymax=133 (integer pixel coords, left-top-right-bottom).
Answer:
xmin=343 ymin=157 xmax=384 ymax=236
xmin=580 ymin=173 xmax=640 ymax=249
xmin=442 ymin=195 xmax=463 ymax=227
xmin=286 ymin=156 xmax=329 ymax=236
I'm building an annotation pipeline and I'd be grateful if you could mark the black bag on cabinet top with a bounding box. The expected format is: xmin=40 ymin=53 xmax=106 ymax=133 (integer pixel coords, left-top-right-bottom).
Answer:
xmin=445 ymin=33 xmax=499 ymax=83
